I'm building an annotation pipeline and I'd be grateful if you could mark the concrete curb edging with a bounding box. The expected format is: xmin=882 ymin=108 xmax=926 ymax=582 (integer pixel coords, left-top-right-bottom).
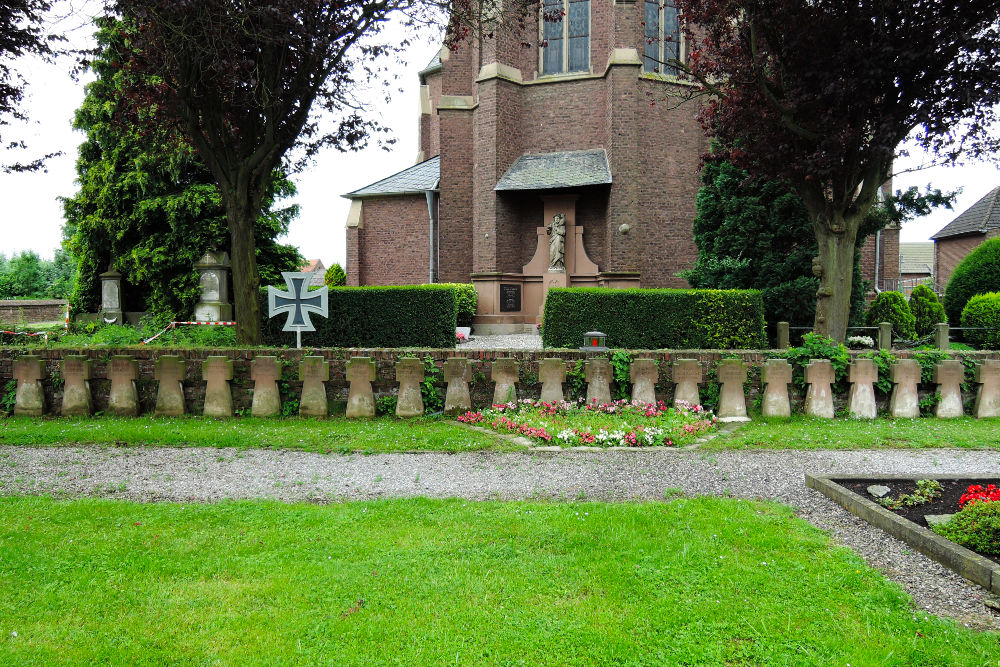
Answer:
xmin=806 ymin=473 xmax=1000 ymax=594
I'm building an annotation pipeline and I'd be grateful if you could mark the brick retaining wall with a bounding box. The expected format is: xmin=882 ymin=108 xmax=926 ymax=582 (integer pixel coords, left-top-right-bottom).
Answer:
xmin=0 ymin=300 xmax=67 ymax=326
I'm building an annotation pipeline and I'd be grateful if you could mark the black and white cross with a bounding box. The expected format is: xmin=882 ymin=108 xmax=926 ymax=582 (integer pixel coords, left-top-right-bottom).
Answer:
xmin=267 ymin=272 xmax=329 ymax=348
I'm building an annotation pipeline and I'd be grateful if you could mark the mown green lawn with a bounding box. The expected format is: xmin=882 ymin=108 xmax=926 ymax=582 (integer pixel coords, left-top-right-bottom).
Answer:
xmin=1 ymin=496 xmax=996 ymax=665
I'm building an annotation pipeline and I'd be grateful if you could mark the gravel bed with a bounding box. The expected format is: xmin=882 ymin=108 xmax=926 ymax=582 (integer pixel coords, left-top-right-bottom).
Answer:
xmin=458 ymin=333 xmax=543 ymax=350
xmin=2 ymin=445 xmax=998 ymax=630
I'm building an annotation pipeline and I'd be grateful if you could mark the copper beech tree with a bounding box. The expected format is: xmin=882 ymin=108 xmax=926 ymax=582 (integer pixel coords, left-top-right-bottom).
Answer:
xmin=110 ymin=0 xmax=429 ymax=344
xmin=671 ymin=0 xmax=1000 ymax=341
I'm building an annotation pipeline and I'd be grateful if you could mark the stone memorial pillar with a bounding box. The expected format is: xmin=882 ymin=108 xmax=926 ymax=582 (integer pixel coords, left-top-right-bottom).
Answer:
xmin=250 ymin=356 xmax=281 ymax=417
xmin=629 ymin=359 xmax=658 ymax=405
xmin=760 ymin=359 xmax=791 ymax=418
xmin=878 ymin=322 xmax=893 ymax=351
xmin=492 ymin=358 xmax=519 ymax=405
xmin=716 ymin=359 xmax=748 ymax=421
xmin=202 ymin=356 xmax=234 ymax=418
xmin=193 ymin=251 xmax=233 ymax=321
xmin=154 ymin=356 xmax=186 ymax=416
xmin=935 ymin=323 xmax=950 ymax=351
xmin=61 ymin=355 xmax=92 ymax=416
xmin=443 ymin=358 xmax=472 ymax=414
xmin=585 ymin=358 xmax=613 ymax=405
xmin=299 ymin=356 xmax=329 ymax=417
xmin=108 ymin=355 xmax=139 ymax=417
xmin=395 ymin=358 xmax=424 ymax=417
xmin=12 ymin=355 xmax=46 ymax=416
xmin=889 ymin=359 xmax=920 ymax=419
xmin=933 ymin=360 xmax=964 ymax=418
xmin=672 ymin=360 xmax=702 ymax=408
xmin=99 ymin=269 xmax=123 ymax=325
xmin=847 ymin=359 xmax=877 ymax=419
xmin=538 ymin=358 xmax=567 ymax=404
xmin=776 ymin=322 xmax=790 ymax=350
xmin=973 ymin=360 xmax=1000 ymax=419
xmin=346 ymin=357 xmax=376 ymax=418
xmin=804 ymin=359 xmax=835 ymax=419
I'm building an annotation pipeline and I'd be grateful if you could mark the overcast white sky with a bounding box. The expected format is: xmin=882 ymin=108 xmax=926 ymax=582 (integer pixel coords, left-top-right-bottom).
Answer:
xmin=1 ymin=6 xmax=998 ymax=265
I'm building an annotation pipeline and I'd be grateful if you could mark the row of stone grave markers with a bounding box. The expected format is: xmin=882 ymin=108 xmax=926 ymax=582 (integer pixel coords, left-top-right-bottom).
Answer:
xmin=9 ymin=354 xmax=1000 ymax=420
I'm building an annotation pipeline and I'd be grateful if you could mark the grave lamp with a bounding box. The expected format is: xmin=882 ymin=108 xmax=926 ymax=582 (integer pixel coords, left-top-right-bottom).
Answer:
xmin=580 ymin=331 xmax=609 ymax=352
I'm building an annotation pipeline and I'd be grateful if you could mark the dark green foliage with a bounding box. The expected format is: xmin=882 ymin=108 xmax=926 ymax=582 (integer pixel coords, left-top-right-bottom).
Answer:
xmin=439 ymin=283 xmax=478 ymax=328
xmin=323 ymin=264 xmax=346 ymax=287
xmin=260 ymin=285 xmax=457 ymax=348
xmin=0 ymin=250 xmax=74 ymax=299
xmin=960 ymin=292 xmax=1000 ymax=350
xmin=865 ymin=292 xmax=917 ymax=341
xmin=908 ymin=284 xmax=946 ymax=337
xmin=877 ymin=479 xmax=942 ymax=510
xmin=933 ymin=501 xmax=1000 ymax=556
xmin=782 ymin=333 xmax=850 ymax=393
xmin=944 ymin=237 xmax=1000 ymax=324
xmin=610 ymin=350 xmax=633 ymax=400
xmin=541 ymin=288 xmax=766 ymax=350
xmin=859 ymin=349 xmax=897 ymax=395
xmin=421 ymin=356 xmax=444 ymax=414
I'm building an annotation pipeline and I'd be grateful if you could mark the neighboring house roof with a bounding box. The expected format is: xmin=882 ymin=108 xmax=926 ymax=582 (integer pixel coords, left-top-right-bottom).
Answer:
xmin=931 ymin=185 xmax=1000 ymax=240
xmin=344 ymin=156 xmax=440 ymax=198
xmin=899 ymin=242 xmax=933 ymax=275
xmin=301 ymin=259 xmax=325 ymax=274
xmin=494 ymin=149 xmax=612 ymax=192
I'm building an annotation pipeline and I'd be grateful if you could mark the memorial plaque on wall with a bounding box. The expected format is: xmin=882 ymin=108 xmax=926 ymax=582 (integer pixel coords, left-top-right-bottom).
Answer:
xmin=500 ymin=284 xmax=521 ymax=312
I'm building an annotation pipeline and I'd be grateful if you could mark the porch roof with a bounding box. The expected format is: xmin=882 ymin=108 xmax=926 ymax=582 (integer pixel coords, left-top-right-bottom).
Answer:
xmin=494 ymin=149 xmax=612 ymax=191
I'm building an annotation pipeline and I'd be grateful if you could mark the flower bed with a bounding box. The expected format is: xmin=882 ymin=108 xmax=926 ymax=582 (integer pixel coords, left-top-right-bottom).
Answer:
xmin=457 ymin=399 xmax=717 ymax=448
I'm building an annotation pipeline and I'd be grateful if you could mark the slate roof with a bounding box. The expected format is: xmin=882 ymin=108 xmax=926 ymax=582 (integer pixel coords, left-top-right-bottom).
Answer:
xmin=931 ymin=186 xmax=1000 ymax=240
xmin=899 ymin=243 xmax=933 ymax=275
xmin=344 ymin=156 xmax=440 ymax=198
xmin=419 ymin=52 xmax=442 ymax=80
xmin=494 ymin=149 xmax=612 ymax=191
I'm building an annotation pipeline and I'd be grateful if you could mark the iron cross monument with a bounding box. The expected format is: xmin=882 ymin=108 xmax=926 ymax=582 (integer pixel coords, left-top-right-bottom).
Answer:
xmin=267 ymin=272 xmax=329 ymax=348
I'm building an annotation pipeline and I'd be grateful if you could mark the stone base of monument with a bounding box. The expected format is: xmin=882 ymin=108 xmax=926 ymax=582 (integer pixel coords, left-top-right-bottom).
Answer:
xmin=194 ymin=302 xmax=233 ymax=322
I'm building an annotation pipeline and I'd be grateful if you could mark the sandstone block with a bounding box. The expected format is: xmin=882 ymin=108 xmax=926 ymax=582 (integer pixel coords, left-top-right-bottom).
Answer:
xmin=585 ymin=358 xmax=612 ymax=406
xmin=629 ymin=358 xmax=658 ymax=405
xmin=108 ymin=355 xmax=139 ymax=417
xmin=154 ymin=356 xmax=186 ymax=416
xmin=973 ymin=360 xmax=1000 ymax=419
xmin=395 ymin=358 xmax=424 ymax=417
xmin=889 ymin=359 xmax=920 ymax=419
xmin=847 ymin=359 xmax=877 ymax=419
xmin=716 ymin=359 xmax=748 ymax=421
xmin=492 ymin=358 xmax=519 ymax=405
xmin=760 ymin=359 xmax=791 ymax=418
xmin=202 ymin=356 xmax=234 ymax=418
xmin=299 ymin=356 xmax=330 ymax=417
xmin=538 ymin=358 xmax=567 ymax=404
xmin=346 ymin=357 xmax=376 ymax=418
xmin=804 ymin=359 xmax=834 ymax=419
xmin=13 ymin=355 xmax=46 ymax=416
xmin=250 ymin=356 xmax=281 ymax=417
xmin=60 ymin=355 xmax=92 ymax=417
xmin=672 ymin=359 xmax=702 ymax=408
xmin=933 ymin=360 xmax=964 ymax=418
xmin=443 ymin=358 xmax=472 ymax=414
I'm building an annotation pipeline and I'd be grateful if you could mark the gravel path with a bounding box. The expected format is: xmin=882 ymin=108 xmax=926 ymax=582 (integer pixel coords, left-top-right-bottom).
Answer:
xmin=2 ymin=445 xmax=998 ymax=630
xmin=458 ymin=333 xmax=543 ymax=350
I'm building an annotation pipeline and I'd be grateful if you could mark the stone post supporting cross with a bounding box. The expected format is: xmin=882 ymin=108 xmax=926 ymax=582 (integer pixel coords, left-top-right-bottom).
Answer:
xmin=492 ymin=358 xmax=519 ymax=406
xmin=202 ymin=356 xmax=234 ymax=418
xmin=629 ymin=359 xmax=658 ymax=405
xmin=585 ymin=358 xmax=613 ymax=406
xmin=672 ymin=360 xmax=702 ymax=408
xmin=154 ymin=356 xmax=186 ymax=416
xmin=299 ymin=356 xmax=330 ymax=418
xmin=933 ymin=360 xmax=964 ymax=418
xmin=760 ymin=359 xmax=791 ymax=418
xmin=716 ymin=359 xmax=748 ymax=421
xmin=847 ymin=359 xmax=877 ymax=419
xmin=13 ymin=355 xmax=46 ymax=416
xmin=935 ymin=323 xmax=950 ymax=351
xmin=250 ymin=356 xmax=281 ymax=417
xmin=804 ymin=359 xmax=835 ymax=419
xmin=443 ymin=358 xmax=472 ymax=415
xmin=108 ymin=355 xmax=139 ymax=417
xmin=395 ymin=358 xmax=425 ymax=417
xmin=889 ymin=359 xmax=920 ymax=419
xmin=973 ymin=360 xmax=1000 ymax=419
xmin=538 ymin=359 xmax=567 ymax=404
xmin=346 ymin=357 xmax=377 ymax=418
xmin=61 ymin=355 xmax=92 ymax=417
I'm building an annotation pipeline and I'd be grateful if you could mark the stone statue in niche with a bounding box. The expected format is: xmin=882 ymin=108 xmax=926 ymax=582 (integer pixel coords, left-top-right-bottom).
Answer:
xmin=547 ymin=213 xmax=566 ymax=272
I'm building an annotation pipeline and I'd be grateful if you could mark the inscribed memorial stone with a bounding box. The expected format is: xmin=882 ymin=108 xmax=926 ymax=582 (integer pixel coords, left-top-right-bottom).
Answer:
xmin=395 ymin=358 xmax=424 ymax=417
xmin=13 ymin=355 xmax=45 ymax=416
xmin=539 ymin=358 xmax=567 ymax=404
xmin=716 ymin=359 xmax=748 ymax=420
xmin=60 ymin=355 xmax=92 ymax=416
xmin=760 ymin=359 xmax=791 ymax=418
xmin=443 ymin=358 xmax=472 ymax=414
xmin=847 ymin=359 xmax=877 ymax=419
xmin=804 ymin=360 xmax=834 ymax=419
xmin=202 ymin=356 xmax=234 ymax=417
xmin=933 ymin=360 xmax=964 ymax=418
xmin=973 ymin=360 xmax=1000 ymax=419
xmin=585 ymin=358 xmax=612 ymax=405
xmin=346 ymin=357 xmax=376 ymax=418
xmin=889 ymin=359 xmax=920 ymax=419
xmin=299 ymin=356 xmax=329 ymax=417
xmin=108 ymin=355 xmax=139 ymax=417
xmin=492 ymin=358 xmax=519 ymax=405
xmin=629 ymin=359 xmax=658 ymax=405
xmin=250 ymin=356 xmax=281 ymax=417
xmin=154 ymin=356 xmax=186 ymax=416
xmin=672 ymin=360 xmax=702 ymax=408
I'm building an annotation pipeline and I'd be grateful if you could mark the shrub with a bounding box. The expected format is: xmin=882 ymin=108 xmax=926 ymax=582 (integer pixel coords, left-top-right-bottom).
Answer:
xmin=541 ymin=288 xmax=766 ymax=349
xmin=908 ymin=283 xmax=945 ymax=337
xmin=439 ymin=283 xmax=478 ymax=327
xmin=932 ymin=500 xmax=1000 ymax=556
xmin=783 ymin=333 xmax=851 ymax=392
xmin=960 ymin=292 xmax=1000 ymax=350
xmin=260 ymin=285 xmax=457 ymax=348
xmin=943 ymin=237 xmax=1000 ymax=323
xmin=324 ymin=263 xmax=346 ymax=287
xmin=864 ymin=291 xmax=916 ymax=341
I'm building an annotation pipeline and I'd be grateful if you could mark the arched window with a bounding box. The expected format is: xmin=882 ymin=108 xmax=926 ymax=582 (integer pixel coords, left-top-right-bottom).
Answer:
xmin=541 ymin=0 xmax=590 ymax=75
xmin=643 ymin=1 xmax=680 ymax=75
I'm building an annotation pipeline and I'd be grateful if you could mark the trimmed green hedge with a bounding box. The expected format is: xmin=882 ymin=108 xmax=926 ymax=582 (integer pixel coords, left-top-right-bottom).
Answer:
xmin=944 ymin=237 xmax=1000 ymax=323
xmin=865 ymin=291 xmax=916 ymax=341
xmin=960 ymin=292 xmax=1000 ymax=350
xmin=542 ymin=288 xmax=767 ymax=349
xmin=260 ymin=285 xmax=457 ymax=348
xmin=439 ymin=283 xmax=478 ymax=327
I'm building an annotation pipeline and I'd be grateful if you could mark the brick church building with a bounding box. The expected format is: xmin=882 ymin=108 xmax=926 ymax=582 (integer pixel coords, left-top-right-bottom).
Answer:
xmin=344 ymin=2 xmax=897 ymax=331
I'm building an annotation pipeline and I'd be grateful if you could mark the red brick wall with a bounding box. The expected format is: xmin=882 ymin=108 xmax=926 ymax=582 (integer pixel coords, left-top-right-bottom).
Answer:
xmin=346 ymin=227 xmax=361 ymax=286
xmin=438 ymin=108 xmax=474 ymax=283
xmin=935 ymin=233 xmax=987 ymax=290
xmin=0 ymin=300 xmax=67 ymax=326
xmin=356 ymin=196 xmax=431 ymax=285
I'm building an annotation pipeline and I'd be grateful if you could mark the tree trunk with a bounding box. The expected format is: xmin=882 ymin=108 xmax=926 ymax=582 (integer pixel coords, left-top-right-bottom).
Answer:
xmin=225 ymin=192 xmax=263 ymax=346
xmin=811 ymin=214 xmax=859 ymax=342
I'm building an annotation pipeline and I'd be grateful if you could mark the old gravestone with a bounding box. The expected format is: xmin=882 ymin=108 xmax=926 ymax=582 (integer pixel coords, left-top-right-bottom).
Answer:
xmin=716 ymin=359 xmax=748 ymax=421
xmin=61 ymin=355 xmax=92 ymax=416
xmin=760 ymin=358 xmax=791 ymax=419
xmin=193 ymin=251 xmax=233 ymax=322
xmin=538 ymin=358 xmax=567 ymax=404
xmin=443 ymin=358 xmax=472 ymax=414
xmin=804 ymin=359 xmax=834 ymax=419
xmin=299 ymin=356 xmax=329 ymax=417
xmin=250 ymin=356 xmax=281 ymax=417
xmin=202 ymin=356 xmax=234 ymax=418
xmin=889 ymin=359 xmax=920 ymax=419
xmin=154 ymin=356 xmax=186 ymax=416
xmin=973 ymin=359 xmax=1000 ymax=419
xmin=630 ymin=359 xmax=658 ymax=405
xmin=492 ymin=358 xmax=519 ymax=405
xmin=847 ymin=359 xmax=878 ymax=419
xmin=585 ymin=358 xmax=613 ymax=405
xmin=13 ymin=355 xmax=46 ymax=416
xmin=395 ymin=358 xmax=425 ymax=417
xmin=933 ymin=360 xmax=964 ymax=419
xmin=99 ymin=268 xmax=123 ymax=325
xmin=346 ymin=357 xmax=376 ymax=418
xmin=108 ymin=355 xmax=139 ymax=417
xmin=672 ymin=359 xmax=702 ymax=408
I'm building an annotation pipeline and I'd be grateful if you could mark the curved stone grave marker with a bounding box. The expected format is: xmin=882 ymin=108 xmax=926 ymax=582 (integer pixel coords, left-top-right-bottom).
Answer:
xmin=299 ymin=356 xmax=329 ymax=417
xmin=250 ymin=356 xmax=281 ymax=417
xmin=716 ymin=359 xmax=748 ymax=421
xmin=672 ymin=359 xmax=702 ymax=408
xmin=760 ymin=358 xmax=791 ymax=418
xmin=933 ymin=360 xmax=964 ymax=419
xmin=346 ymin=357 xmax=376 ymax=418
xmin=443 ymin=358 xmax=472 ymax=414
xmin=108 ymin=355 xmax=139 ymax=417
xmin=395 ymin=358 xmax=424 ymax=417
xmin=629 ymin=358 xmax=658 ymax=405
xmin=889 ymin=359 xmax=920 ymax=419
xmin=974 ymin=360 xmax=1000 ymax=419
xmin=804 ymin=359 xmax=834 ymax=419
xmin=492 ymin=358 xmax=519 ymax=405
xmin=61 ymin=355 xmax=92 ymax=416
xmin=202 ymin=356 xmax=234 ymax=418
xmin=847 ymin=359 xmax=877 ymax=419
xmin=154 ymin=356 xmax=186 ymax=416
xmin=585 ymin=358 xmax=612 ymax=406
xmin=13 ymin=355 xmax=46 ymax=416
xmin=539 ymin=358 xmax=567 ymax=404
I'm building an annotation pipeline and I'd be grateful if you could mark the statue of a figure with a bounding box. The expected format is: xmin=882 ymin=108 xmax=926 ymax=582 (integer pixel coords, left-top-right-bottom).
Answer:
xmin=547 ymin=213 xmax=566 ymax=272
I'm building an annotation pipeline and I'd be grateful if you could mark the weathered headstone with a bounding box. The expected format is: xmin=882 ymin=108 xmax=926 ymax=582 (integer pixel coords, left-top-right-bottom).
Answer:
xmin=346 ymin=357 xmax=376 ymax=418
xmin=395 ymin=358 xmax=424 ymax=417
xmin=630 ymin=358 xmax=658 ymax=405
xmin=878 ymin=322 xmax=893 ymax=350
xmin=935 ymin=323 xmax=950 ymax=351
xmin=585 ymin=358 xmax=613 ymax=405
xmin=193 ymin=251 xmax=233 ymax=321
xmin=933 ymin=360 xmax=964 ymax=418
xmin=492 ymin=358 xmax=519 ymax=405
xmin=760 ymin=358 xmax=791 ymax=418
xmin=154 ymin=355 xmax=186 ymax=416
xmin=299 ymin=356 xmax=329 ymax=417
xmin=776 ymin=322 xmax=790 ymax=350
xmin=889 ymin=359 xmax=920 ymax=418
xmin=99 ymin=268 xmax=123 ymax=325
xmin=443 ymin=358 xmax=472 ymax=414
xmin=538 ymin=358 xmax=567 ymax=404
xmin=108 ymin=355 xmax=139 ymax=417
xmin=847 ymin=358 xmax=877 ymax=419
xmin=672 ymin=359 xmax=702 ymax=408
xmin=973 ymin=360 xmax=1000 ymax=419
xmin=12 ymin=355 xmax=45 ymax=416
xmin=202 ymin=356 xmax=234 ymax=417
xmin=716 ymin=359 xmax=748 ymax=421
xmin=61 ymin=355 xmax=92 ymax=416
xmin=250 ymin=356 xmax=281 ymax=417
xmin=804 ymin=359 xmax=834 ymax=419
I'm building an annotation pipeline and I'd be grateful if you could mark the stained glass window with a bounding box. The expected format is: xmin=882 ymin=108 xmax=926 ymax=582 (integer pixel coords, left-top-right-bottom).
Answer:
xmin=540 ymin=0 xmax=589 ymax=74
xmin=643 ymin=1 xmax=681 ymax=75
